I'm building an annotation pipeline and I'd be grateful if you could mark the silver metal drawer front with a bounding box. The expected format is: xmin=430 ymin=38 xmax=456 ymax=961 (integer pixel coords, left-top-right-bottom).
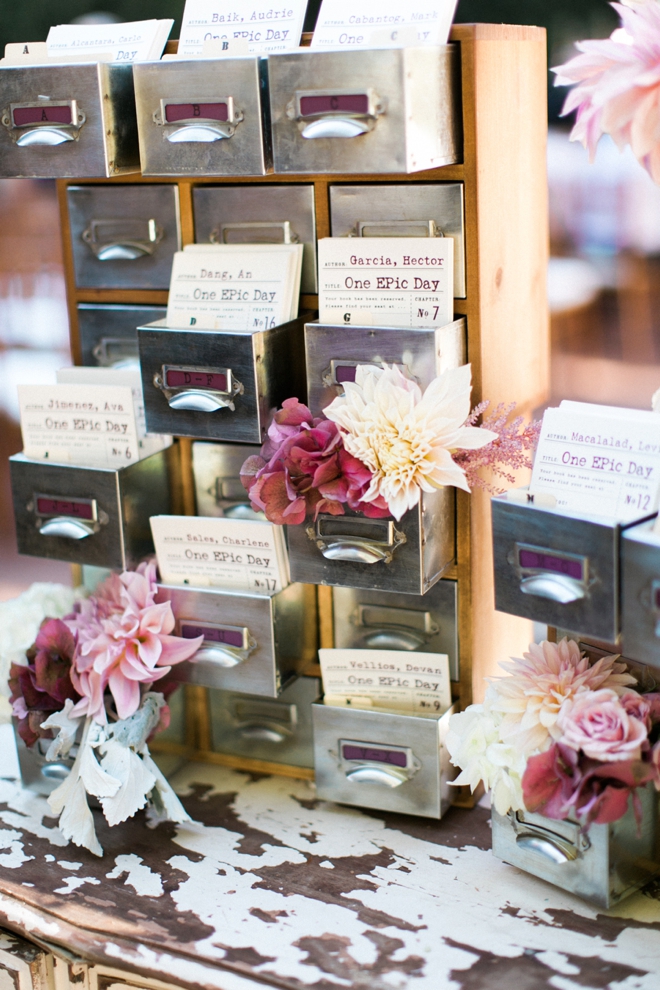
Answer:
xmin=192 ymin=440 xmax=263 ymax=519
xmin=329 ymin=183 xmax=465 ymax=298
xmin=78 ymin=303 xmax=166 ymax=367
xmin=68 ymin=184 xmax=180 ymax=289
xmin=622 ymin=518 xmax=660 ymax=667
xmin=193 ymin=184 xmax=317 ymax=293
xmin=0 ymin=62 xmax=139 ymax=178
xmin=269 ymin=46 xmax=461 ymax=175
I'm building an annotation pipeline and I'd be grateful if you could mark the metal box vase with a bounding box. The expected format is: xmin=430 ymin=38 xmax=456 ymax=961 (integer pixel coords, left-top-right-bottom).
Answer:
xmin=209 ymin=676 xmax=321 ymax=768
xmin=10 ymin=448 xmax=174 ymax=569
xmin=154 ymin=582 xmax=316 ymax=698
xmin=138 ymin=316 xmax=307 ymax=444
xmin=312 ymin=702 xmax=456 ymax=818
xmin=333 ymin=579 xmax=459 ymax=682
xmin=305 ymin=318 xmax=466 ymax=419
xmin=491 ymin=489 xmax=653 ymax=641
xmin=0 ymin=62 xmax=139 ymax=178
xmin=492 ymin=790 xmax=660 ymax=909
xmin=13 ymin=721 xmax=75 ymax=796
xmin=67 ymin=184 xmax=180 ymax=289
xmin=329 ymin=182 xmax=466 ymax=299
xmin=622 ymin=518 xmax=660 ymax=667
xmin=192 ymin=440 xmax=263 ymax=519
xmin=268 ymin=46 xmax=461 ymax=174
xmin=193 ymin=183 xmax=317 ymax=293
xmin=77 ymin=303 xmax=166 ymax=367
xmin=133 ymin=57 xmax=271 ymax=176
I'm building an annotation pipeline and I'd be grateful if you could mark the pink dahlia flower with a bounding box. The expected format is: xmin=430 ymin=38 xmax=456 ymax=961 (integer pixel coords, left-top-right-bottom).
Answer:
xmin=554 ymin=1 xmax=660 ymax=183
xmin=557 ymin=688 xmax=649 ymax=762
xmin=66 ymin=562 xmax=202 ymax=722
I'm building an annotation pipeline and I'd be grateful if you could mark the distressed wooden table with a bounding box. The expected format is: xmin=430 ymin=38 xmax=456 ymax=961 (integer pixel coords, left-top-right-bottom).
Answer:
xmin=1 ymin=759 xmax=660 ymax=990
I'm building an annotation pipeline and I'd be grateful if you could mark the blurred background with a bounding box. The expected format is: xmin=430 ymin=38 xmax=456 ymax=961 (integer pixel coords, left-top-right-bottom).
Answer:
xmin=1 ymin=0 xmax=659 ymax=599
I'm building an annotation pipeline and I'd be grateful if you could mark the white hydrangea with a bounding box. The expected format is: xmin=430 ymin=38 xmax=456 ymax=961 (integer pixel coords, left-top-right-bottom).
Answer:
xmin=0 ymin=583 xmax=81 ymax=718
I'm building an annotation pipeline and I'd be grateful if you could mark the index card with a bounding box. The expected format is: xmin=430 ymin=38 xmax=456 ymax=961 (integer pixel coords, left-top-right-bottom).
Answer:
xmin=319 ymin=648 xmax=452 ymax=714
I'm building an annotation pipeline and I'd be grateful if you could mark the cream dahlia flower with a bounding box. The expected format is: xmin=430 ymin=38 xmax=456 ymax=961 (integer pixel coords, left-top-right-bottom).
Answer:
xmin=323 ymin=364 xmax=497 ymax=521
xmin=490 ymin=638 xmax=636 ymax=756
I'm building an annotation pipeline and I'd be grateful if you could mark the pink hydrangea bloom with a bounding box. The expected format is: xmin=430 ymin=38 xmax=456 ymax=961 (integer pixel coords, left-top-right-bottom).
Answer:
xmin=553 ymin=1 xmax=660 ymax=183
xmin=66 ymin=562 xmax=202 ymax=722
xmin=557 ymin=688 xmax=649 ymax=762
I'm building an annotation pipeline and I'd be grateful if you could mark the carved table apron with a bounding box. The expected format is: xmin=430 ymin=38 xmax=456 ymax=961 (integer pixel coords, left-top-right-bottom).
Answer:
xmin=0 ymin=761 xmax=660 ymax=989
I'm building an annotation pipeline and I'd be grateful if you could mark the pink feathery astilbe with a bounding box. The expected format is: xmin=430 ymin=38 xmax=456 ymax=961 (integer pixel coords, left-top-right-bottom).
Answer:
xmin=553 ymin=1 xmax=660 ymax=183
xmin=65 ymin=562 xmax=203 ymax=722
xmin=451 ymin=402 xmax=541 ymax=494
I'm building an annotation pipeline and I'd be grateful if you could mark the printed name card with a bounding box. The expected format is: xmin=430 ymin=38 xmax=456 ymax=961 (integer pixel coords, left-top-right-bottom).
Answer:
xmin=19 ymin=384 xmax=142 ymax=469
xmin=178 ymin=0 xmax=308 ymax=57
xmin=150 ymin=516 xmax=290 ymax=593
xmin=45 ymin=20 xmax=173 ymax=63
xmin=311 ymin=0 xmax=458 ymax=50
xmin=319 ymin=648 xmax=452 ymax=714
xmin=166 ymin=244 xmax=303 ymax=331
xmin=318 ymin=237 xmax=453 ymax=328
xmin=529 ymin=400 xmax=660 ymax=522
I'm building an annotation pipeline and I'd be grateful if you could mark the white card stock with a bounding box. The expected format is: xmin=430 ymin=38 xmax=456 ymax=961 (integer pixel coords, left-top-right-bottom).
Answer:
xmin=46 ymin=20 xmax=173 ymax=63
xmin=150 ymin=515 xmax=289 ymax=593
xmin=178 ymin=0 xmax=307 ymax=57
xmin=317 ymin=237 xmax=453 ymax=328
xmin=529 ymin=401 xmax=660 ymax=522
xmin=319 ymin=648 xmax=452 ymax=714
xmin=311 ymin=0 xmax=458 ymax=50
xmin=166 ymin=243 xmax=303 ymax=331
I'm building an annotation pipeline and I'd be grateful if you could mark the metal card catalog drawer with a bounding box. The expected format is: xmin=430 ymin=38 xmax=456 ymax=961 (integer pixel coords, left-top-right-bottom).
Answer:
xmin=305 ymin=318 xmax=466 ymax=419
xmin=155 ymin=583 xmax=315 ymax=697
xmin=9 ymin=448 xmax=173 ymax=569
xmin=287 ymin=488 xmax=455 ymax=596
xmin=492 ymin=788 xmax=660 ymax=909
xmin=269 ymin=46 xmax=461 ymax=175
xmin=133 ymin=57 xmax=270 ymax=176
xmin=0 ymin=61 xmax=139 ymax=178
xmin=192 ymin=440 xmax=263 ymax=519
xmin=193 ymin=183 xmax=317 ymax=293
xmin=210 ymin=675 xmax=321 ymax=767
xmin=78 ymin=303 xmax=166 ymax=367
xmin=333 ymin=580 xmax=459 ymax=681
xmin=622 ymin=519 xmax=660 ymax=666
xmin=68 ymin=184 xmax=180 ymax=289
xmin=138 ymin=316 xmax=307 ymax=444
xmin=492 ymin=489 xmax=653 ymax=640
xmin=14 ymin=718 xmax=75 ymax=796
xmin=329 ymin=183 xmax=466 ymax=299
xmin=313 ymin=702 xmax=455 ymax=818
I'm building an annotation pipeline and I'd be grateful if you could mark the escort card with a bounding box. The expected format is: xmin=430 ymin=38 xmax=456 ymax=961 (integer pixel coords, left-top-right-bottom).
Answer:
xmin=150 ymin=515 xmax=289 ymax=593
xmin=319 ymin=648 xmax=452 ymax=714
xmin=19 ymin=384 xmax=142 ymax=469
xmin=178 ymin=0 xmax=307 ymax=57
xmin=46 ymin=20 xmax=173 ymax=63
xmin=311 ymin=0 xmax=458 ymax=50
xmin=529 ymin=400 xmax=660 ymax=522
xmin=166 ymin=244 xmax=303 ymax=331
xmin=317 ymin=237 xmax=453 ymax=328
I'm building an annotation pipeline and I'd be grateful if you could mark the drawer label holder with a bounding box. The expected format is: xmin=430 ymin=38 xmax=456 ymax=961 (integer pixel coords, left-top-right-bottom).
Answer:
xmin=2 ymin=100 xmax=86 ymax=146
xmin=154 ymin=364 xmax=244 ymax=413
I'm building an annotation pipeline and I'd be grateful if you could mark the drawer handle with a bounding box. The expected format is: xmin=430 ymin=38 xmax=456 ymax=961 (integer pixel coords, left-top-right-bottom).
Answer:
xmin=83 ymin=218 xmax=164 ymax=261
xmin=345 ymin=765 xmax=408 ymax=788
xmin=363 ymin=630 xmax=425 ymax=651
xmin=166 ymin=122 xmax=234 ymax=143
xmin=92 ymin=337 xmax=139 ymax=368
xmin=237 ymin=724 xmax=288 ymax=743
xmin=167 ymin=391 xmax=237 ymax=413
xmin=16 ymin=127 xmax=74 ymax=146
xmin=38 ymin=517 xmax=96 ymax=540
xmin=353 ymin=219 xmax=442 ymax=238
xmin=519 ymin=574 xmax=586 ymax=604
xmin=308 ymin=516 xmax=406 ymax=565
xmin=301 ymin=118 xmax=370 ymax=140
xmin=155 ymin=367 xmax=244 ymax=413
xmin=223 ymin=503 xmax=265 ymax=521
xmin=194 ymin=646 xmax=245 ymax=668
xmin=211 ymin=220 xmax=298 ymax=245
xmin=515 ymin=832 xmax=578 ymax=864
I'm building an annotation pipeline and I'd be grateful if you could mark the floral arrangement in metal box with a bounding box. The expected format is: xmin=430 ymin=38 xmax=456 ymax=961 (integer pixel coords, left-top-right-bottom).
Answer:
xmin=239 ymin=364 xmax=540 ymax=524
xmin=447 ymin=638 xmax=660 ymax=828
xmin=554 ymin=0 xmax=660 ymax=184
xmin=4 ymin=564 xmax=202 ymax=856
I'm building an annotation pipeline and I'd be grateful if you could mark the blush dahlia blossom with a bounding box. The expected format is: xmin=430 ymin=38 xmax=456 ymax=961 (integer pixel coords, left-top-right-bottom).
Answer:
xmin=324 ymin=364 xmax=497 ymax=521
xmin=65 ymin=563 xmax=202 ymax=722
xmin=554 ymin=1 xmax=660 ymax=183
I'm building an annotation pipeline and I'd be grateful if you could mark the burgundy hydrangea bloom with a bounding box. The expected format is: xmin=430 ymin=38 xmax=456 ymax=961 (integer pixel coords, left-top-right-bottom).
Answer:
xmin=241 ymin=397 xmax=389 ymax=524
xmin=9 ymin=618 xmax=80 ymax=748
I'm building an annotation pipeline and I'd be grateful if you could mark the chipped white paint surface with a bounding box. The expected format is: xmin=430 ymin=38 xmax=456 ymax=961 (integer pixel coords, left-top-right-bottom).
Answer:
xmin=0 ymin=763 xmax=659 ymax=989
